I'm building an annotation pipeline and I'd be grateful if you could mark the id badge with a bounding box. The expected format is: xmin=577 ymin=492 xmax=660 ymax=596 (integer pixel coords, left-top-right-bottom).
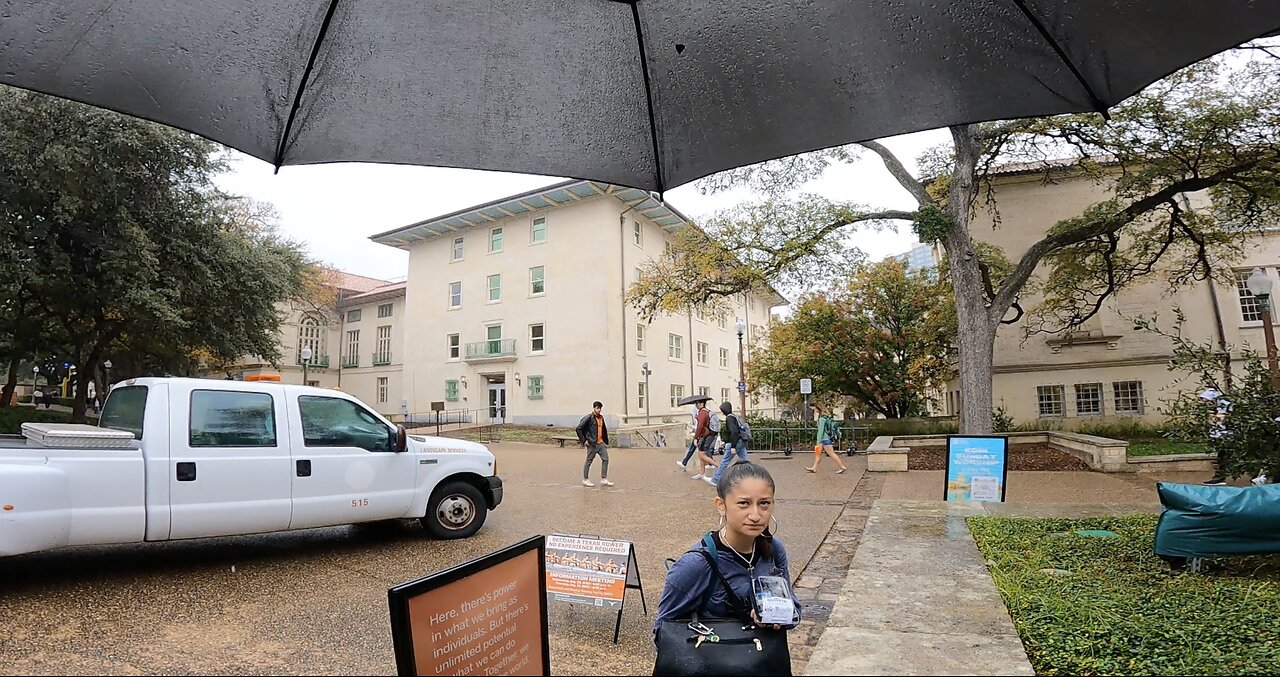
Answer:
xmin=752 ymin=575 xmax=798 ymax=625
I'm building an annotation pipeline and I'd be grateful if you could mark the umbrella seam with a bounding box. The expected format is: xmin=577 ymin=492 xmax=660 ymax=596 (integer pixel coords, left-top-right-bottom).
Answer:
xmin=274 ymin=0 xmax=345 ymax=171
xmin=628 ymin=1 xmax=665 ymax=196
xmin=1007 ymin=0 xmax=1110 ymax=117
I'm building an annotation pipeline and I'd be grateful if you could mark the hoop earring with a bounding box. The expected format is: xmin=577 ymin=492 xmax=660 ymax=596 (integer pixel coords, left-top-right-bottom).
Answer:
xmin=769 ymin=516 xmax=780 ymax=535
xmin=717 ymin=513 xmax=726 ymax=530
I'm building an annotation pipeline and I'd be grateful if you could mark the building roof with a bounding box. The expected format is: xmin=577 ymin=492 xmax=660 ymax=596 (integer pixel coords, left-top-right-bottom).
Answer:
xmin=370 ymin=180 xmax=789 ymax=308
xmin=369 ymin=180 xmax=695 ymax=247
xmin=340 ymin=281 xmax=407 ymax=307
xmin=327 ymin=269 xmax=394 ymax=294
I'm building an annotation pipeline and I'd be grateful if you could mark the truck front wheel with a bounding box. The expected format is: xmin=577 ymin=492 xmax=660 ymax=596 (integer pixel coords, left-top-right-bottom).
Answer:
xmin=422 ymin=481 xmax=488 ymax=539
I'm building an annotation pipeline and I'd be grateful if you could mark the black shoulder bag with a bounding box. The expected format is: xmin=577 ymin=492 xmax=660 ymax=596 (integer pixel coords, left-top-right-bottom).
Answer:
xmin=652 ymin=534 xmax=793 ymax=676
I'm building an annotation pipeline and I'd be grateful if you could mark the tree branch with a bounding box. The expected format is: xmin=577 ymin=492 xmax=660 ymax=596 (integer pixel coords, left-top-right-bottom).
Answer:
xmin=991 ymin=157 xmax=1273 ymax=313
xmin=858 ymin=140 xmax=934 ymax=207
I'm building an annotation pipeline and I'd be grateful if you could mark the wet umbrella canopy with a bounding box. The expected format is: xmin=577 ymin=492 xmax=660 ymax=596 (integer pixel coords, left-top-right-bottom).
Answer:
xmin=676 ymin=394 xmax=713 ymax=406
xmin=2 ymin=1 xmax=1278 ymax=192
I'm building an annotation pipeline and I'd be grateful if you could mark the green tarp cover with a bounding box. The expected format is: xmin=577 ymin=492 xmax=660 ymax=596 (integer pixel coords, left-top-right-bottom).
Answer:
xmin=1154 ymin=482 xmax=1280 ymax=558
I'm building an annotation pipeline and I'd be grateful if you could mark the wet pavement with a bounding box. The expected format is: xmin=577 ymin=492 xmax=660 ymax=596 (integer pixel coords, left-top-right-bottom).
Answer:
xmin=0 ymin=442 xmax=859 ymax=675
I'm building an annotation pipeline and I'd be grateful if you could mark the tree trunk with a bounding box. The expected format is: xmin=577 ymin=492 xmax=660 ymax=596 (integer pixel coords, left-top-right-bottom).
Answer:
xmin=0 ymin=359 xmax=18 ymax=408
xmin=945 ymin=125 xmax=999 ymax=435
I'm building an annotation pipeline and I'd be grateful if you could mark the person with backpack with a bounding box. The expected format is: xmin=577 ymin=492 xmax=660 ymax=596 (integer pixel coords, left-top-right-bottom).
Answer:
xmin=706 ymin=401 xmax=750 ymax=486
xmin=806 ymin=403 xmax=848 ymax=474
xmin=653 ymin=462 xmax=797 ymax=675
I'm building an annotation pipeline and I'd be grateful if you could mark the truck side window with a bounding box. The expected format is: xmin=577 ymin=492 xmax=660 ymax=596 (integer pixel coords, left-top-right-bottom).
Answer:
xmin=298 ymin=396 xmax=393 ymax=453
xmin=100 ymin=385 xmax=148 ymax=440
xmin=189 ymin=390 xmax=278 ymax=447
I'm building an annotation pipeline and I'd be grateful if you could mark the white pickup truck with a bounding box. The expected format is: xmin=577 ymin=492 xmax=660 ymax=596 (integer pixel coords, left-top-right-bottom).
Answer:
xmin=1 ymin=377 xmax=503 ymax=558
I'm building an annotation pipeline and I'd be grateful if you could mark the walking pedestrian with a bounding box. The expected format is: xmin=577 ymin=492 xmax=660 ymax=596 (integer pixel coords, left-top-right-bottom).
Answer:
xmin=806 ymin=404 xmax=848 ymax=474
xmin=678 ymin=403 xmax=700 ymax=471
xmin=707 ymin=401 xmax=749 ymax=486
xmin=653 ymin=462 xmax=797 ymax=675
xmin=575 ymin=401 xmax=614 ymax=487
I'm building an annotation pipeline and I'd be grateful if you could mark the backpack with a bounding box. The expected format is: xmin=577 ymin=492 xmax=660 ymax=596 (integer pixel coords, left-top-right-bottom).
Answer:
xmin=708 ymin=411 xmax=721 ymax=434
xmin=827 ymin=417 xmax=842 ymax=444
xmin=734 ymin=414 xmax=752 ymax=442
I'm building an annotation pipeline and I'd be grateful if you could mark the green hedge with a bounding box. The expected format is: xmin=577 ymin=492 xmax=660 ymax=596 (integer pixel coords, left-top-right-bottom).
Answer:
xmin=0 ymin=407 xmax=99 ymax=434
xmin=969 ymin=514 xmax=1280 ymax=675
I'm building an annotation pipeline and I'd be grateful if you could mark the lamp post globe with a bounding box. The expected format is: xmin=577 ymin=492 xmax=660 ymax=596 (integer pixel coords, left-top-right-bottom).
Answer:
xmin=1246 ymin=268 xmax=1280 ymax=387
xmin=300 ymin=346 xmax=313 ymax=386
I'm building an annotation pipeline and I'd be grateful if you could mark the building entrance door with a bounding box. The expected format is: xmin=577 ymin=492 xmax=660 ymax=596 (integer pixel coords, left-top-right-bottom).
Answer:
xmin=487 ymin=382 xmax=506 ymax=424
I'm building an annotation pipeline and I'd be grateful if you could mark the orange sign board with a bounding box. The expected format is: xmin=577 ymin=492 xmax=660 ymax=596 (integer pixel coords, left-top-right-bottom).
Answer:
xmin=389 ymin=537 xmax=550 ymax=677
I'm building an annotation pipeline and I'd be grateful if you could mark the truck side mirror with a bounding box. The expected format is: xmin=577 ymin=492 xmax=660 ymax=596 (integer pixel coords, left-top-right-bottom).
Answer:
xmin=394 ymin=424 xmax=408 ymax=453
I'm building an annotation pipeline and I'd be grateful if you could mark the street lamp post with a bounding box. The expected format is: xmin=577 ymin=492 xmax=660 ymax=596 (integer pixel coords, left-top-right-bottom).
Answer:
xmin=1246 ymin=268 xmax=1280 ymax=388
xmin=31 ymin=366 xmax=38 ymax=406
xmin=103 ymin=360 xmax=112 ymax=393
xmin=641 ymin=361 xmax=652 ymax=425
xmin=300 ymin=346 xmax=313 ymax=386
xmin=736 ymin=318 xmax=748 ymax=416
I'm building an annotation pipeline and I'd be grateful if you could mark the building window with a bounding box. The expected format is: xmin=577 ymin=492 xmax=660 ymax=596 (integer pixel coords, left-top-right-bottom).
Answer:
xmin=1114 ymin=381 xmax=1145 ymax=415
xmin=449 ymin=281 xmax=462 ymax=308
xmin=530 ymin=266 xmax=545 ymax=295
xmin=1237 ymin=270 xmax=1265 ymax=322
xmin=698 ymin=386 xmax=710 ymax=397
xmin=487 ymin=274 xmax=501 ymax=302
xmin=530 ymin=323 xmax=545 ymax=353
xmin=377 ymin=377 xmax=388 ymax=403
xmin=445 ymin=380 xmax=459 ymax=402
xmin=719 ymin=348 xmax=729 ymax=369
xmin=1075 ymin=383 xmax=1103 ymax=416
xmin=696 ymin=341 xmax=708 ymax=365
xmin=531 ymin=217 xmax=546 ymax=244
xmin=718 ymin=314 xmax=727 ymax=330
xmin=447 ymin=333 xmax=460 ymax=360
xmin=634 ymin=267 xmax=642 ymax=283
xmin=344 ymin=330 xmax=360 ymax=368
xmin=1036 ymin=385 xmax=1065 ymax=418
xmin=489 ymin=226 xmax=504 ymax=253
xmin=346 ymin=309 xmax=361 ymax=323
xmin=374 ymin=325 xmax=392 ymax=364
xmin=638 ymin=382 xmax=647 ymax=410
xmin=721 ymin=387 xmax=730 ymax=403
xmin=452 ymin=236 xmax=464 ymax=261
xmin=636 ymin=324 xmax=646 ymax=353
xmin=486 ymin=325 xmax=502 ymax=354
xmin=633 ymin=220 xmax=642 ymax=247
xmin=669 ymin=384 xmax=685 ymax=408
xmin=668 ymin=333 xmax=683 ymax=360
xmin=297 ymin=316 xmax=324 ymax=365
xmin=377 ymin=303 xmax=393 ymax=318
xmin=695 ymin=308 xmax=707 ymax=323
xmin=527 ymin=375 xmax=544 ymax=399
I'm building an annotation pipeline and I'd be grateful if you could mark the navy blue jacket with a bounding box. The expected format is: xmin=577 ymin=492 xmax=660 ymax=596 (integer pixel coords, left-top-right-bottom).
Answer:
xmin=654 ymin=533 xmax=798 ymax=633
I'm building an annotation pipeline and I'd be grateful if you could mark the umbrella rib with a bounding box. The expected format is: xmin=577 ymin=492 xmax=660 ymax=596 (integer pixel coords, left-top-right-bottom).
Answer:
xmin=273 ymin=0 xmax=345 ymax=170
xmin=627 ymin=1 xmax=665 ymax=195
xmin=1007 ymin=0 xmax=1110 ymax=117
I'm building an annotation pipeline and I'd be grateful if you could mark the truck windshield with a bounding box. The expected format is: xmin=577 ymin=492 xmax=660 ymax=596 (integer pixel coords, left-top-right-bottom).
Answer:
xmin=100 ymin=385 xmax=148 ymax=439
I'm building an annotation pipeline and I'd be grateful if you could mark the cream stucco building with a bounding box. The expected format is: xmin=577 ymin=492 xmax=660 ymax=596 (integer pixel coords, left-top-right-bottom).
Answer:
xmin=371 ymin=180 xmax=786 ymax=427
xmin=941 ymin=163 xmax=1280 ymax=427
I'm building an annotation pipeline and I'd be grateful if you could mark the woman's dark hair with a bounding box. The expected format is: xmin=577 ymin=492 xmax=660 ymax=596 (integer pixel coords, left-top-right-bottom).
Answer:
xmin=716 ymin=462 xmax=777 ymax=555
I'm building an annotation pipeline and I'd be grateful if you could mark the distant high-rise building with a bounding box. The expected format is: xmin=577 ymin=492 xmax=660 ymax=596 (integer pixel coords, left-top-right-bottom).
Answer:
xmin=893 ymin=241 xmax=939 ymax=274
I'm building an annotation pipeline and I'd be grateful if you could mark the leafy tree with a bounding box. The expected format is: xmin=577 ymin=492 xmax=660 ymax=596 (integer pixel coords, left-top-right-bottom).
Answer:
xmin=1142 ymin=312 xmax=1279 ymax=481
xmin=748 ymin=259 xmax=955 ymax=418
xmin=629 ymin=44 xmax=1280 ymax=433
xmin=0 ymin=87 xmax=315 ymax=420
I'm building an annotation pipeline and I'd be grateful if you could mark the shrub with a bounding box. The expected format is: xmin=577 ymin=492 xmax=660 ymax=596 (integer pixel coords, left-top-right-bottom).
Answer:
xmin=0 ymin=407 xmax=98 ymax=434
xmin=992 ymin=405 xmax=1015 ymax=433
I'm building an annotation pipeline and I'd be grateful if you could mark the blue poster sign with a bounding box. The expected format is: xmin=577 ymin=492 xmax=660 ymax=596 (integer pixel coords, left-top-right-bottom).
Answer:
xmin=944 ymin=435 xmax=1009 ymax=502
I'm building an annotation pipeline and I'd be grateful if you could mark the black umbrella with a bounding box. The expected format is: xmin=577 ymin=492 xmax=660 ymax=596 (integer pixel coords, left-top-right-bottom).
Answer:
xmin=677 ymin=394 xmax=713 ymax=406
xmin=2 ymin=1 xmax=1277 ymax=193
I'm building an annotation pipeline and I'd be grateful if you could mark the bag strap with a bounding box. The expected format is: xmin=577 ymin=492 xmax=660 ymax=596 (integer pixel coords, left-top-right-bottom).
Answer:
xmin=697 ymin=532 xmax=752 ymax=621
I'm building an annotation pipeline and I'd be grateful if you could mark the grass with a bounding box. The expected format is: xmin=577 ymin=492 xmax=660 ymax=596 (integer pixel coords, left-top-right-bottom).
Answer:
xmin=0 ymin=407 xmax=98 ymax=434
xmin=968 ymin=515 xmax=1280 ymax=676
xmin=437 ymin=424 xmax=575 ymax=446
xmin=1127 ymin=440 xmax=1209 ymax=457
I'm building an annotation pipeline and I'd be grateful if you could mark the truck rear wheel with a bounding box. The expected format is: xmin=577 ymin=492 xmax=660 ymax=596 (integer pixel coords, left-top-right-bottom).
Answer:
xmin=422 ymin=481 xmax=487 ymax=539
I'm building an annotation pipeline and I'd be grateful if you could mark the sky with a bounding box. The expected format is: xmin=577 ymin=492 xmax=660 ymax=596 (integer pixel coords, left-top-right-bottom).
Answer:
xmin=212 ymin=128 xmax=951 ymax=282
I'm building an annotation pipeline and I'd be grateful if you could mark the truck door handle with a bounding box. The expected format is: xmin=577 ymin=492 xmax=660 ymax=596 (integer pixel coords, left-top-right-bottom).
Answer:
xmin=296 ymin=460 xmax=312 ymax=477
xmin=176 ymin=462 xmax=197 ymax=482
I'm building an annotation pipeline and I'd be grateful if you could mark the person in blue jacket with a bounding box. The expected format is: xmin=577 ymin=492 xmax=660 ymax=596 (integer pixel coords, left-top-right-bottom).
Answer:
xmin=655 ymin=462 xmax=799 ymax=645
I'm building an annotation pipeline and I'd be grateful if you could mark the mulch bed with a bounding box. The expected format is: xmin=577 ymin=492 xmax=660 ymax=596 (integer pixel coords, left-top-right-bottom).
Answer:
xmin=909 ymin=443 xmax=1092 ymax=471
